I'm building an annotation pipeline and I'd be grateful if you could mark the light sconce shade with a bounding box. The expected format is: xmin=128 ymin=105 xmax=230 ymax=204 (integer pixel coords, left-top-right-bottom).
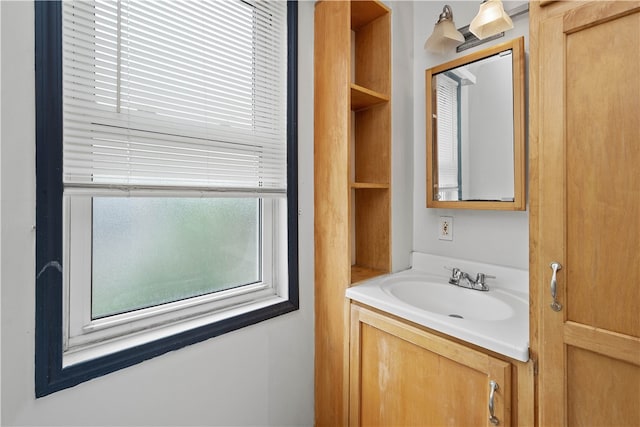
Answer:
xmin=469 ymin=0 xmax=514 ymax=40
xmin=424 ymin=5 xmax=465 ymax=54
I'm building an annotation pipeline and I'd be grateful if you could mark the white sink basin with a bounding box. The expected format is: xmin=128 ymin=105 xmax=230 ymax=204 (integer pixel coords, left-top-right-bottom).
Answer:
xmin=346 ymin=254 xmax=530 ymax=361
xmin=383 ymin=279 xmax=514 ymax=321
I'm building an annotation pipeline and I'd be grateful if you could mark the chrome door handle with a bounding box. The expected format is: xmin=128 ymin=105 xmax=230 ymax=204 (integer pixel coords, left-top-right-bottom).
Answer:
xmin=489 ymin=380 xmax=499 ymax=425
xmin=550 ymin=262 xmax=563 ymax=312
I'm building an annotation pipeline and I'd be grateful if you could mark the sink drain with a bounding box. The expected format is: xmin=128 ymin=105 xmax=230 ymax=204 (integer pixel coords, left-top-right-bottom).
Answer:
xmin=448 ymin=314 xmax=464 ymax=319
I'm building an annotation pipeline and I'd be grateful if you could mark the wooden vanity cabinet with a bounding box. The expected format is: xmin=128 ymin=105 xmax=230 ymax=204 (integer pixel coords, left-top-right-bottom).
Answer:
xmin=347 ymin=303 xmax=534 ymax=427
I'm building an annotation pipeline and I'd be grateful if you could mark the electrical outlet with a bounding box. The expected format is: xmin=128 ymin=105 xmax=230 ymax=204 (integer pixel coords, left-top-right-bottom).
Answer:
xmin=438 ymin=216 xmax=453 ymax=241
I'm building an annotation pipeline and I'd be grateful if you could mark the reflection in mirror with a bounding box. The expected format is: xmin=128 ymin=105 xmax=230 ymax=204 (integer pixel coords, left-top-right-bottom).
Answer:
xmin=434 ymin=51 xmax=514 ymax=201
xmin=426 ymin=37 xmax=525 ymax=211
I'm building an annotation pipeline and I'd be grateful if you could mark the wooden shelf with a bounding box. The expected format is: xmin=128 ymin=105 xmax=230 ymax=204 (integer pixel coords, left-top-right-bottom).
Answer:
xmin=351 ymin=265 xmax=387 ymax=284
xmin=351 ymin=182 xmax=389 ymax=189
xmin=351 ymin=0 xmax=390 ymax=30
xmin=351 ymin=84 xmax=389 ymax=111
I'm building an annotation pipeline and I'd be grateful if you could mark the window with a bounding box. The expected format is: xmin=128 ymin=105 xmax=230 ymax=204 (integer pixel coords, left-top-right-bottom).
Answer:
xmin=35 ymin=0 xmax=298 ymax=396
xmin=435 ymin=73 xmax=460 ymax=201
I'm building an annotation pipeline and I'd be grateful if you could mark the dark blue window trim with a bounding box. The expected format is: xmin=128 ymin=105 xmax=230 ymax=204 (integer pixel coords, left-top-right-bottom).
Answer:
xmin=34 ymin=0 xmax=299 ymax=398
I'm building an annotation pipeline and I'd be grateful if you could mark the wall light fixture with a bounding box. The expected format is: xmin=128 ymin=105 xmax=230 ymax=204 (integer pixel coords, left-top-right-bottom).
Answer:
xmin=469 ymin=0 xmax=514 ymax=40
xmin=424 ymin=5 xmax=464 ymax=54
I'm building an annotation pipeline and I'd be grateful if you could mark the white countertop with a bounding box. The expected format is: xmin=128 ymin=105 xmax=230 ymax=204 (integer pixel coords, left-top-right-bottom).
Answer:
xmin=346 ymin=252 xmax=530 ymax=362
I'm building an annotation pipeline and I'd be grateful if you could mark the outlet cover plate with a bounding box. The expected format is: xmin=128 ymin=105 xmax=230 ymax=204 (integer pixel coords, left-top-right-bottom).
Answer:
xmin=438 ymin=216 xmax=453 ymax=241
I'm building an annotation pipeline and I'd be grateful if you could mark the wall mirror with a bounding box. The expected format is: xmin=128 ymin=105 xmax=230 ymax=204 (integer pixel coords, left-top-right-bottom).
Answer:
xmin=426 ymin=37 xmax=525 ymax=210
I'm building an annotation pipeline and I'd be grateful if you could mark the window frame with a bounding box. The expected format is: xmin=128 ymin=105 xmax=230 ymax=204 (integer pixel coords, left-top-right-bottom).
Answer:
xmin=63 ymin=196 xmax=283 ymax=367
xmin=35 ymin=0 xmax=298 ymax=397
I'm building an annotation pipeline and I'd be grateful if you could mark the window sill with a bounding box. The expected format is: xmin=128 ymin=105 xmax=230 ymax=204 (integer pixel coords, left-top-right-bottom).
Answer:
xmin=63 ymin=294 xmax=290 ymax=367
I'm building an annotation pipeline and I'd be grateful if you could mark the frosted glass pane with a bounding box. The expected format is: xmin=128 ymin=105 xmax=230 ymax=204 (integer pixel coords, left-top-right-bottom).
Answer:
xmin=92 ymin=198 xmax=260 ymax=319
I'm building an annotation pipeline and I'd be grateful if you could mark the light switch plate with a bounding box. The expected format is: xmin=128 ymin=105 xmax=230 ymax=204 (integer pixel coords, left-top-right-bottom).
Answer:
xmin=438 ymin=216 xmax=453 ymax=241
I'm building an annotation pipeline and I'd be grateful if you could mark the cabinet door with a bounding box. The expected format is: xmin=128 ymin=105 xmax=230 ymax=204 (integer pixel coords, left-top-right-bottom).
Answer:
xmin=349 ymin=305 xmax=511 ymax=426
xmin=536 ymin=2 xmax=640 ymax=426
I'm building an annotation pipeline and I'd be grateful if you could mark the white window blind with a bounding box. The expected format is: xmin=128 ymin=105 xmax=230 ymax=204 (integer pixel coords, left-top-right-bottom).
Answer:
xmin=435 ymin=74 xmax=459 ymax=192
xmin=62 ymin=0 xmax=288 ymax=194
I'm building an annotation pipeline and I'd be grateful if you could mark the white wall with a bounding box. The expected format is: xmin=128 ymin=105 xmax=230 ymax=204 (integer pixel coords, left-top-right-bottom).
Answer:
xmin=389 ymin=1 xmax=415 ymax=272
xmin=0 ymin=1 xmax=315 ymax=425
xmin=413 ymin=1 xmax=529 ymax=270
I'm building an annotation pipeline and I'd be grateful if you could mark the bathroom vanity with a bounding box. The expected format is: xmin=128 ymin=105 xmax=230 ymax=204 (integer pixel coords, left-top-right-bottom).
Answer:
xmin=345 ymin=254 xmax=534 ymax=426
xmin=347 ymin=304 xmax=533 ymax=426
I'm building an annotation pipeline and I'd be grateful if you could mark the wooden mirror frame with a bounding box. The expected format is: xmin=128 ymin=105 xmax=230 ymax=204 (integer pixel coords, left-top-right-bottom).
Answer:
xmin=426 ymin=37 xmax=525 ymax=211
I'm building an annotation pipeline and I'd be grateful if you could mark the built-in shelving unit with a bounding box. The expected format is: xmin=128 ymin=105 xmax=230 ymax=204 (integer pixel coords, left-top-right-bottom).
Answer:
xmin=349 ymin=0 xmax=391 ymax=283
xmin=314 ymin=0 xmax=391 ymax=424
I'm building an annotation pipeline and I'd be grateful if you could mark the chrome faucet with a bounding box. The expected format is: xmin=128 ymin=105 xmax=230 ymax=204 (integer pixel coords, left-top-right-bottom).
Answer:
xmin=445 ymin=267 xmax=495 ymax=291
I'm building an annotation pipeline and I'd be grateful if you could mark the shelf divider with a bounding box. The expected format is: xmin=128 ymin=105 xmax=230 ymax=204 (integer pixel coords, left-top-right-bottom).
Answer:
xmin=351 ymin=265 xmax=387 ymax=284
xmin=351 ymin=83 xmax=389 ymax=111
xmin=351 ymin=182 xmax=389 ymax=189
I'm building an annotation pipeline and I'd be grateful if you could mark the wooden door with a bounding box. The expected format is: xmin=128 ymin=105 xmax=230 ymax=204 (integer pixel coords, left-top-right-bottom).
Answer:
xmin=349 ymin=305 xmax=511 ymax=426
xmin=536 ymin=2 xmax=640 ymax=425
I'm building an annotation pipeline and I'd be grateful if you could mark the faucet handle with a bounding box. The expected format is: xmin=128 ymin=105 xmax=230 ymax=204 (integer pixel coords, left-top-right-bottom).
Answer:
xmin=444 ymin=266 xmax=460 ymax=275
xmin=444 ymin=266 xmax=462 ymax=284
xmin=475 ymin=273 xmax=496 ymax=288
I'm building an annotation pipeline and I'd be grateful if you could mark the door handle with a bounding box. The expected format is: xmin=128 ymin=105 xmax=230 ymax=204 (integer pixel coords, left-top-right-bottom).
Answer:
xmin=489 ymin=380 xmax=500 ymax=425
xmin=550 ymin=262 xmax=563 ymax=312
